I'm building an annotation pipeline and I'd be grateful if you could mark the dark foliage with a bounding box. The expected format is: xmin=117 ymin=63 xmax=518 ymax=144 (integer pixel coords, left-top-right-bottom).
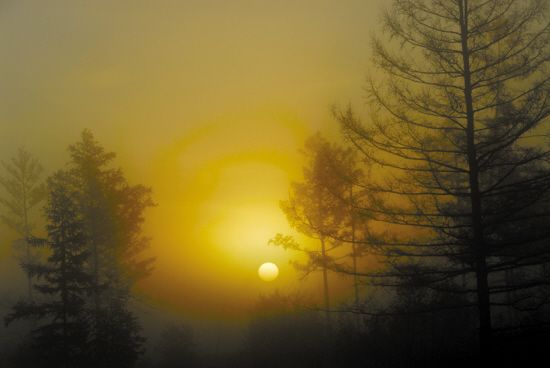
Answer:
xmin=4 ymin=171 xmax=91 ymax=368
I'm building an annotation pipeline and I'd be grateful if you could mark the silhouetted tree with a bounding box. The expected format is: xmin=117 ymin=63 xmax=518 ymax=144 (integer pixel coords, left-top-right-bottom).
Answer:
xmin=4 ymin=132 xmax=156 ymax=367
xmin=271 ymin=134 xmax=358 ymax=328
xmin=4 ymin=171 xmax=91 ymax=368
xmin=66 ymin=130 xmax=154 ymax=367
xmin=336 ymin=0 xmax=550 ymax=359
xmin=323 ymin=140 xmax=369 ymax=306
xmin=90 ymin=303 xmax=145 ymax=368
xmin=0 ymin=148 xmax=46 ymax=301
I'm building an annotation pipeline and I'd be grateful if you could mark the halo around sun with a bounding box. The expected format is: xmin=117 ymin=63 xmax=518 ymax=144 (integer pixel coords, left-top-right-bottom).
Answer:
xmin=258 ymin=262 xmax=279 ymax=282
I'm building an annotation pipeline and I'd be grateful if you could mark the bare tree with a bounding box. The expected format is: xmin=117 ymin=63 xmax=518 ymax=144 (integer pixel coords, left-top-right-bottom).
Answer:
xmin=336 ymin=0 xmax=550 ymax=359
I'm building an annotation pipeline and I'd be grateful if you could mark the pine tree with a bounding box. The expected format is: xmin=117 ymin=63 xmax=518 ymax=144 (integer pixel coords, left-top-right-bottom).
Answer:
xmin=4 ymin=171 xmax=91 ymax=368
xmin=67 ymin=130 xmax=154 ymax=367
xmin=0 ymin=148 xmax=46 ymax=301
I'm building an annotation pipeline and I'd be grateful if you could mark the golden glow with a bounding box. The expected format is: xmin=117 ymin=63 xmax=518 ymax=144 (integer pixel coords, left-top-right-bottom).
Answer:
xmin=0 ymin=0 xmax=383 ymax=319
xmin=258 ymin=262 xmax=279 ymax=282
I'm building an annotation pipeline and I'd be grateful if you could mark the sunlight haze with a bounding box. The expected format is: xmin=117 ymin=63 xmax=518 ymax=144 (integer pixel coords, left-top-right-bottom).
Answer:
xmin=0 ymin=0 xmax=384 ymax=318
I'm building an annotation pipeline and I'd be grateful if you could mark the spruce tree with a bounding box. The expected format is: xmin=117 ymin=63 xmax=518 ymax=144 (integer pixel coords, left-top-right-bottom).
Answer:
xmin=67 ymin=130 xmax=153 ymax=367
xmin=5 ymin=171 xmax=91 ymax=368
xmin=0 ymin=148 xmax=46 ymax=301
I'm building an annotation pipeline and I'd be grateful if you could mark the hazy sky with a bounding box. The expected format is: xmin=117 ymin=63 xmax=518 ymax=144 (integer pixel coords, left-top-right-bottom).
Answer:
xmin=0 ymin=0 xmax=385 ymax=319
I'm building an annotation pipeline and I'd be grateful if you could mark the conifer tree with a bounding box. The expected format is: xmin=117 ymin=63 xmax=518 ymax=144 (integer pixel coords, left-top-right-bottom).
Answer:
xmin=67 ymin=130 xmax=154 ymax=367
xmin=5 ymin=171 xmax=91 ymax=368
xmin=0 ymin=148 xmax=46 ymax=301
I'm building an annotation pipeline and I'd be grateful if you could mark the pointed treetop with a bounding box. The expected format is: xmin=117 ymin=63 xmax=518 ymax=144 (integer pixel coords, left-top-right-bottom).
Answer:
xmin=68 ymin=129 xmax=116 ymax=171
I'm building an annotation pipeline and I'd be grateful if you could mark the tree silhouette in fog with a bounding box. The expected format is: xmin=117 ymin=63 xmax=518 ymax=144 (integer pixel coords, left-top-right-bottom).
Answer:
xmin=67 ymin=130 xmax=153 ymax=367
xmin=336 ymin=0 xmax=550 ymax=360
xmin=271 ymin=134 xmax=365 ymax=327
xmin=5 ymin=171 xmax=91 ymax=367
xmin=4 ymin=131 xmax=154 ymax=368
xmin=0 ymin=148 xmax=46 ymax=301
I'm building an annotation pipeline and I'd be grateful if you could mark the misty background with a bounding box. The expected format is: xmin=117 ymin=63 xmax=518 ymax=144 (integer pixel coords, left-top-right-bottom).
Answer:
xmin=0 ymin=0 xmax=386 ymax=361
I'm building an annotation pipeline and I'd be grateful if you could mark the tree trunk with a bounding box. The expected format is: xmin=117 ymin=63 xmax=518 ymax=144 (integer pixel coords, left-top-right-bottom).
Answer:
xmin=22 ymin=184 xmax=33 ymax=302
xmin=320 ymin=236 xmax=331 ymax=330
xmin=458 ymin=0 xmax=492 ymax=359
xmin=350 ymin=185 xmax=359 ymax=306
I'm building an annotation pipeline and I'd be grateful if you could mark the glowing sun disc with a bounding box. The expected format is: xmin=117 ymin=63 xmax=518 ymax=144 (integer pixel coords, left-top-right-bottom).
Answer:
xmin=258 ymin=262 xmax=279 ymax=282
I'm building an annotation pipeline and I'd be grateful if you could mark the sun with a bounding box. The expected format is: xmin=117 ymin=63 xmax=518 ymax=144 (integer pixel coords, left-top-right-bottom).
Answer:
xmin=258 ymin=262 xmax=279 ymax=282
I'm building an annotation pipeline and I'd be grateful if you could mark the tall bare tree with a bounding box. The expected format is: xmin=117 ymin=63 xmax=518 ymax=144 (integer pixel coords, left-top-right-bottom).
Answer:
xmin=336 ymin=0 xmax=550 ymax=359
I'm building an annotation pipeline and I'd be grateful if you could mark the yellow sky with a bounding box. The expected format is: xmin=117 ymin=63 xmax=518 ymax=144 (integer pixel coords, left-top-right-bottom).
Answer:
xmin=0 ymin=0 xmax=385 ymax=318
